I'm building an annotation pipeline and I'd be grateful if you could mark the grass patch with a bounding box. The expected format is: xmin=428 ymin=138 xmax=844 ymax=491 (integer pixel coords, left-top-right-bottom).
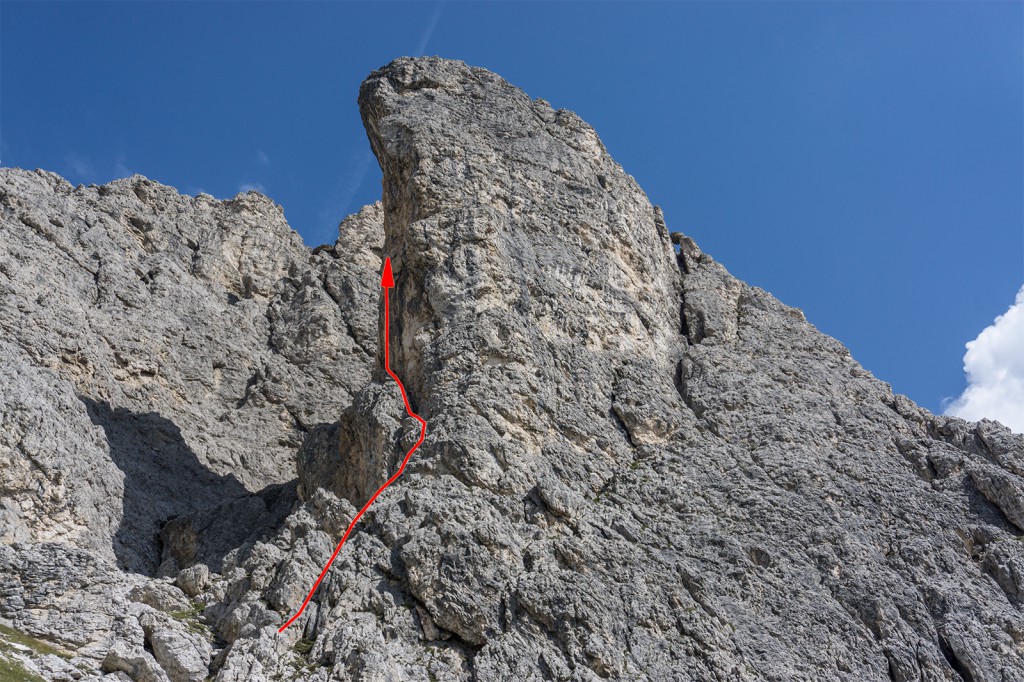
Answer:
xmin=168 ymin=603 xmax=210 ymax=639
xmin=168 ymin=602 xmax=204 ymax=621
xmin=181 ymin=620 xmax=210 ymax=638
xmin=293 ymin=638 xmax=315 ymax=655
xmin=0 ymin=624 xmax=69 ymax=659
xmin=0 ymin=654 xmax=46 ymax=682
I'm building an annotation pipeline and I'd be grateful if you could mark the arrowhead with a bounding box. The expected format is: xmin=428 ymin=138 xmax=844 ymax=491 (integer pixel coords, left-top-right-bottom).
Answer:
xmin=381 ymin=257 xmax=395 ymax=288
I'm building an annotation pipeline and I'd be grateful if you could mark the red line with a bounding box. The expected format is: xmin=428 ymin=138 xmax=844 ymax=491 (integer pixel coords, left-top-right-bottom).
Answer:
xmin=279 ymin=287 xmax=426 ymax=633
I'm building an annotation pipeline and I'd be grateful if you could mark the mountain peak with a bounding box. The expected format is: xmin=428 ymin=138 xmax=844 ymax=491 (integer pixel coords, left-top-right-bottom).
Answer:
xmin=1 ymin=59 xmax=1022 ymax=681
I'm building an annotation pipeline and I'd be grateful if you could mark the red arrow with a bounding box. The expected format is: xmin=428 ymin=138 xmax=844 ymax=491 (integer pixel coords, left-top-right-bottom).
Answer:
xmin=279 ymin=257 xmax=426 ymax=634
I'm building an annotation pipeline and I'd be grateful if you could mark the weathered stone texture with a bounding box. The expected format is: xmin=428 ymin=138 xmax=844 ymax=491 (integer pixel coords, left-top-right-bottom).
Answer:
xmin=2 ymin=57 xmax=1023 ymax=681
xmin=0 ymin=170 xmax=382 ymax=572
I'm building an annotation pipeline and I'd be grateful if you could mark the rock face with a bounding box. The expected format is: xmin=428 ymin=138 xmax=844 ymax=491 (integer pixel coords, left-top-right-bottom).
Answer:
xmin=0 ymin=171 xmax=382 ymax=678
xmin=0 ymin=172 xmax=382 ymax=572
xmin=2 ymin=57 xmax=1024 ymax=681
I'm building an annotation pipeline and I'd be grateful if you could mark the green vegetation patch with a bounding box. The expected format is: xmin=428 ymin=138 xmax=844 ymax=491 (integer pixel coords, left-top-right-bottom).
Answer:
xmin=169 ymin=602 xmax=211 ymax=639
xmin=293 ymin=638 xmax=315 ymax=655
xmin=168 ymin=602 xmax=204 ymax=621
xmin=0 ymin=624 xmax=70 ymax=659
xmin=0 ymin=654 xmax=46 ymax=682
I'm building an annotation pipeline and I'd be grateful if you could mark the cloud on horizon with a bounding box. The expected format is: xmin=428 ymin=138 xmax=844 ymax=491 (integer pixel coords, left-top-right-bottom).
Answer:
xmin=65 ymin=152 xmax=95 ymax=181
xmin=238 ymin=181 xmax=266 ymax=194
xmin=945 ymin=284 xmax=1024 ymax=433
xmin=113 ymin=152 xmax=131 ymax=178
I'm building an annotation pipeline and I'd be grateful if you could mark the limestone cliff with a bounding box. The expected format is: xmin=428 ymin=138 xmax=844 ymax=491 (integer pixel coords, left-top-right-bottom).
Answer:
xmin=2 ymin=57 xmax=1023 ymax=681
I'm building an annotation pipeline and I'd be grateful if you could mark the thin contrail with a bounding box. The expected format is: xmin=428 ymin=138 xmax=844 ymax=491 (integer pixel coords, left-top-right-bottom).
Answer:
xmin=319 ymin=148 xmax=374 ymax=244
xmin=319 ymin=0 xmax=442 ymax=244
xmin=415 ymin=1 xmax=444 ymax=57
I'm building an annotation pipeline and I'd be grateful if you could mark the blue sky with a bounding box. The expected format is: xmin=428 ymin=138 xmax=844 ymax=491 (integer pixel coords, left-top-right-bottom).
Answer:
xmin=2 ymin=1 xmax=1022 ymax=419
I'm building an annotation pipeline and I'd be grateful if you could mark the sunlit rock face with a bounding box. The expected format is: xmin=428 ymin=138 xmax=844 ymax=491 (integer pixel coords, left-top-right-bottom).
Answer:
xmin=2 ymin=58 xmax=1024 ymax=681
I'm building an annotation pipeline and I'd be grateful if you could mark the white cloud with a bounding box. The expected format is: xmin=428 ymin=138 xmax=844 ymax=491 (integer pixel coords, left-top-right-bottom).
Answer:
xmin=64 ymin=152 xmax=132 ymax=182
xmin=256 ymin=150 xmax=270 ymax=166
xmin=113 ymin=152 xmax=131 ymax=178
xmin=238 ymin=182 xmax=266 ymax=194
xmin=946 ymin=284 xmax=1024 ymax=433
xmin=65 ymin=153 xmax=95 ymax=181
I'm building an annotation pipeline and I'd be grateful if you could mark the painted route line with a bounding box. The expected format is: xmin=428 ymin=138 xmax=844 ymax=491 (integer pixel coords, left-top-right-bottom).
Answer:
xmin=279 ymin=257 xmax=426 ymax=633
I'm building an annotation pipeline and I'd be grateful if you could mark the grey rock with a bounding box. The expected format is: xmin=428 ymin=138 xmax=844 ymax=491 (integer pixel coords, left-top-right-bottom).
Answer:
xmin=0 ymin=542 xmax=136 ymax=658
xmin=32 ymin=653 xmax=88 ymax=681
xmin=101 ymin=641 xmax=171 ymax=682
xmin=159 ymin=481 xmax=297 ymax=575
xmin=3 ymin=57 xmax=1024 ymax=681
xmin=138 ymin=610 xmax=212 ymax=682
xmin=297 ymin=382 xmax=408 ymax=507
xmin=275 ymin=56 xmax=1024 ymax=680
xmin=972 ymin=466 xmax=1024 ymax=531
xmin=174 ymin=565 xmax=211 ymax=598
xmin=127 ymin=582 xmax=190 ymax=614
xmin=0 ymin=170 xmax=381 ymax=573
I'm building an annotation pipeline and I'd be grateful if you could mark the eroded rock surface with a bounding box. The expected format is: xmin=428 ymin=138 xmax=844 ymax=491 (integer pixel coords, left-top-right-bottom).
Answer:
xmin=0 ymin=170 xmax=382 ymax=679
xmin=2 ymin=57 xmax=1024 ymax=681
xmin=0 ymin=171 xmax=382 ymax=572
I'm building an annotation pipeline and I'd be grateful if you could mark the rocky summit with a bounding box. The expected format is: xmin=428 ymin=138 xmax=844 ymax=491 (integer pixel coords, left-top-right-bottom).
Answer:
xmin=1 ymin=57 xmax=1023 ymax=682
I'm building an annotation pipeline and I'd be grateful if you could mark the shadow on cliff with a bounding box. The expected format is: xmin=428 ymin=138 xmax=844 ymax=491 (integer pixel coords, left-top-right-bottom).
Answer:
xmin=80 ymin=396 xmax=253 ymax=575
xmin=159 ymin=479 xmax=298 ymax=575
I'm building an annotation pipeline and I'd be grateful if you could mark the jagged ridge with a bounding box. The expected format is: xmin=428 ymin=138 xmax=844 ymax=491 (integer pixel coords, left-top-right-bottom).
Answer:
xmin=1 ymin=57 xmax=1023 ymax=682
